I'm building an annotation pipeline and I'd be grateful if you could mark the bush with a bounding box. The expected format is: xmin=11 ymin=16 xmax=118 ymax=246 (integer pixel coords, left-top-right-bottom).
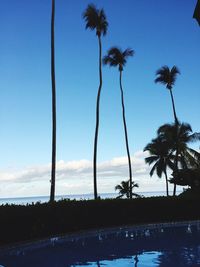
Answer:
xmin=0 ymin=197 xmax=200 ymax=246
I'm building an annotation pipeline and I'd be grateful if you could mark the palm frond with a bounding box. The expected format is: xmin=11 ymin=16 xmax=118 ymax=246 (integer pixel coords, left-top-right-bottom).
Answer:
xmin=156 ymin=159 xmax=165 ymax=178
xmin=103 ymin=55 xmax=118 ymax=66
xmin=99 ymin=9 xmax=108 ymax=35
xmin=154 ymin=76 xmax=168 ymax=85
xmin=149 ymin=162 xmax=158 ymax=176
xmin=122 ymin=48 xmax=134 ymax=58
xmin=83 ymin=4 xmax=108 ymax=36
xmin=115 ymin=184 xmax=122 ymax=191
xmin=132 ymin=182 xmax=139 ymax=188
xmin=188 ymin=132 xmax=200 ymax=143
xmin=145 ymin=156 xmax=158 ymax=165
xmin=83 ymin=4 xmax=98 ymax=30
xmin=103 ymin=46 xmax=133 ymax=70
xmin=171 ymin=65 xmax=180 ymax=76
xmin=167 ymin=158 xmax=176 ymax=170
xmin=154 ymin=65 xmax=180 ymax=89
xmin=155 ymin=65 xmax=170 ymax=76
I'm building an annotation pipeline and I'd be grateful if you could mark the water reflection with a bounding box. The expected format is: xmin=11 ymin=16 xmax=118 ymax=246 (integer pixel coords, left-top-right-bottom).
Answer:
xmin=1 ymin=223 xmax=200 ymax=267
xmin=134 ymin=255 xmax=139 ymax=267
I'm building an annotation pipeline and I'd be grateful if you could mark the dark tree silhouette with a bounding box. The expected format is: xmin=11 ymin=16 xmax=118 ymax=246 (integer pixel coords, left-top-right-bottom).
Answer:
xmin=50 ymin=0 xmax=57 ymax=202
xmin=103 ymin=47 xmax=134 ymax=198
xmin=115 ymin=180 xmax=140 ymax=199
xmin=193 ymin=0 xmax=200 ymax=25
xmin=158 ymin=122 xmax=200 ymax=195
xmin=158 ymin=122 xmax=200 ymax=170
xmin=83 ymin=4 xmax=108 ymax=200
xmin=144 ymin=137 xmax=174 ymax=196
xmin=155 ymin=65 xmax=180 ymax=124
xmin=155 ymin=65 xmax=180 ymax=195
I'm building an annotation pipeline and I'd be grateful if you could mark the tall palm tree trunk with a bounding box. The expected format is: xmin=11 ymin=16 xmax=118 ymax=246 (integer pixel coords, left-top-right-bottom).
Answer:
xmin=169 ymin=89 xmax=178 ymax=196
xmin=119 ymin=70 xmax=133 ymax=199
xmin=50 ymin=0 xmax=56 ymax=203
xmin=93 ymin=35 xmax=102 ymax=200
xmin=173 ymin=147 xmax=179 ymax=196
xmin=164 ymin=169 xmax=169 ymax=196
xmin=169 ymin=89 xmax=178 ymax=124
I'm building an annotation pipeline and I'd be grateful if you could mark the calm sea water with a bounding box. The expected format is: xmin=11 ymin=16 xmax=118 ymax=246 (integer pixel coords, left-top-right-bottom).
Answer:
xmin=0 ymin=191 xmax=181 ymax=205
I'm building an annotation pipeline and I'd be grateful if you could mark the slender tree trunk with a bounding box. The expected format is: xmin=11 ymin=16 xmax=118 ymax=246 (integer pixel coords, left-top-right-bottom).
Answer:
xmin=173 ymin=145 xmax=179 ymax=196
xmin=93 ymin=35 xmax=102 ymax=200
xmin=119 ymin=70 xmax=133 ymax=199
xmin=164 ymin=169 xmax=169 ymax=196
xmin=169 ymin=88 xmax=178 ymax=196
xmin=50 ymin=0 xmax=56 ymax=203
xmin=169 ymin=89 xmax=178 ymax=124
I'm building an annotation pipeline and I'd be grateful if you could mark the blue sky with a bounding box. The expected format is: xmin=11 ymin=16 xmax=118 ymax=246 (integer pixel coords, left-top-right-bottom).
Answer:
xmin=0 ymin=0 xmax=199 ymax=198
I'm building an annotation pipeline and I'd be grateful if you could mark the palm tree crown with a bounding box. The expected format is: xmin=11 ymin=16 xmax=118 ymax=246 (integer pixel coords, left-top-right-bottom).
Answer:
xmin=115 ymin=180 xmax=140 ymax=199
xmin=144 ymin=136 xmax=174 ymax=196
xmin=158 ymin=122 xmax=200 ymax=169
xmin=83 ymin=4 xmax=108 ymax=37
xmin=144 ymin=137 xmax=174 ymax=177
xmin=103 ymin=47 xmax=134 ymax=71
xmin=155 ymin=65 xmax=180 ymax=90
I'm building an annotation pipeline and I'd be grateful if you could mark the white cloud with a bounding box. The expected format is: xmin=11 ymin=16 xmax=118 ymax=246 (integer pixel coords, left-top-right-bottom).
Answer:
xmin=0 ymin=150 xmax=176 ymax=198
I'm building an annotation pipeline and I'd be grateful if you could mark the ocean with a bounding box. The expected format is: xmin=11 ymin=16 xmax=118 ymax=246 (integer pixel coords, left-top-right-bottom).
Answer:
xmin=0 ymin=191 xmax=181 ymax=205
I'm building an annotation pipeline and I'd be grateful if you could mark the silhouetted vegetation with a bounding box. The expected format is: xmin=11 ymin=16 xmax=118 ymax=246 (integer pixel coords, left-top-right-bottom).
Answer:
xmin=144 ymin=137 xmax=174 ymax=196
xmin=103 ymin=47 xmax=134 ymax=198
xmin=50 ymin=0 xmax=57 ymax=203
xmin=115 ymin=180 xmax=141 ymax=199
xmin=0 ymin=197 xmax=200 ymax=246
xmin=171 ymin=168 xmax=200 ymax=189
xmin=144 ymin=121 xmax=200 ymax=195
xmin=155 ymin=66 xmax=180 ymax=195
xmin=83 ymin=4 xmax=108 ymax=200
xmin=193 ymin=0 xmax=200 ymax=25
xmin=155 ymin=65 xmax=180 ymax=124
xmin=1 ymin=4 xmax=200 ymax=251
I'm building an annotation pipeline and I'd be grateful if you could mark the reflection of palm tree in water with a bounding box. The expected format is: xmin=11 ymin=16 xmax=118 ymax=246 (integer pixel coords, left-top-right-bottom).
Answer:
xmin=96 ymin=260 xmax=101 ymax=267
xmin=134 ymin=255 xmax=139 ymax=267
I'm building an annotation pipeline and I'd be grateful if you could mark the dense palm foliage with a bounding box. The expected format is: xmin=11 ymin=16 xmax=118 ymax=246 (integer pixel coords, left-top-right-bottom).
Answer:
xmin=159 ymin=122 xmax=200 ymax=195
xmin=158 ymin=122 xmax=200 ymax=169
xmin=50 ymin=0 xmax=57 ymax=202
xmin=144 ymin=137 xmax=174 ymax=196
xmin=103 ymin=47 xmax=134 ymax=71
xmin=144 ymin=122 xmax=200 ymax=196
xmin=155 ymin=65 xmax=180 ymax=124
xmin=83 ymin=4 xmax=108 ymax=37
xmin=83 ymin=4 xmax=108 ymax=199
xmin=115 ymin=180 xmax=140 ymax=199
xmin=103 ymin=47 xmax=134 ymax=198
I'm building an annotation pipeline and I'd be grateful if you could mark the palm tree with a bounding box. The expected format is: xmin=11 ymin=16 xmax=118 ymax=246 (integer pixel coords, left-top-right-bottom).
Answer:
xmin=155 ymin=65 xmax=180 ymax=124
xmin=155 ymin=65 xmax=180 ymax=195
xmin=144 ymin=137 xmax=174 ymax=196
xmin=103 ymin=47 xmax=134 ymax=198
xmin=158 ymin=122 xmax=200 ymax=194
xmin=83 ymin=4 xmax=108 ymax=200
xmin=158 ymin=122 xmax=200 ymax=169
xmin=50 ymin=0 xmax=56 ymax=202
xmin=115 ymin=180 xmax=140 ymax=199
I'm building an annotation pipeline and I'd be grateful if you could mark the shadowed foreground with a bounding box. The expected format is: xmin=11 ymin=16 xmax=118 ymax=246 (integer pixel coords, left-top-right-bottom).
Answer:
xmin=0 ymin=196 xmax=200 ymax=246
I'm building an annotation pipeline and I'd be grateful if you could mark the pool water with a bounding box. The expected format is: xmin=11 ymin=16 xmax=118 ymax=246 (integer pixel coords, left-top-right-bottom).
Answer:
xmin=0 ymin=221 xmax=200 ymax=267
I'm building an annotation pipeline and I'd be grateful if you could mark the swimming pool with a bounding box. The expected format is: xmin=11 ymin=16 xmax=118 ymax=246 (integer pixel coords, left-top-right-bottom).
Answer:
xmin=0 ymin=221 xmax=200 ymax=266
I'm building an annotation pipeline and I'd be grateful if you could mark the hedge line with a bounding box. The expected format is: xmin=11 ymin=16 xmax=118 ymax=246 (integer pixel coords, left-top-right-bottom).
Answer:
xmin=0 ymin=196 xmax=200 ymax=246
